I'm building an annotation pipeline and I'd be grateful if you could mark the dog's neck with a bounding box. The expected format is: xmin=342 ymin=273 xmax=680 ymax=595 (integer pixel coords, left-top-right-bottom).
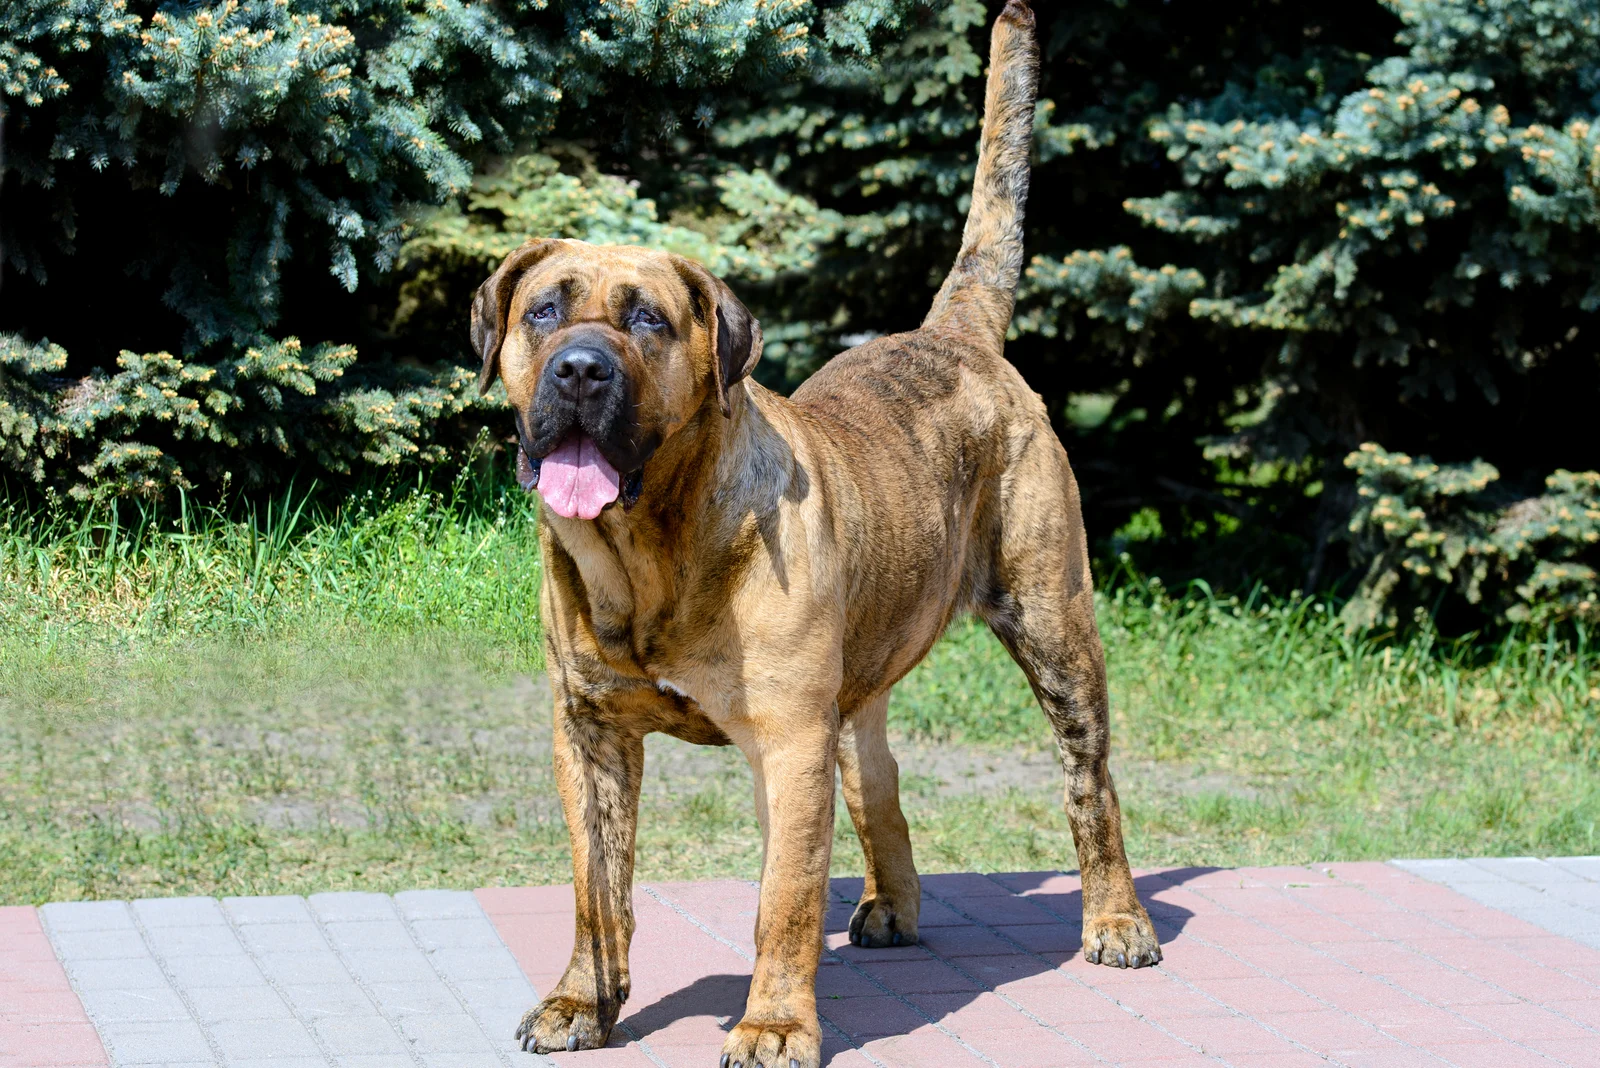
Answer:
xmin=540 ymin=381 xmax=796 ymax=677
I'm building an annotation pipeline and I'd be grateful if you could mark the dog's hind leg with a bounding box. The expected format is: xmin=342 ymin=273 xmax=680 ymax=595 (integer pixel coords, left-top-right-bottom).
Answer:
xmin=838 ymin=691 xmax=921 ymax=947
xmin=975 ymin=438 xmax=1162 ymax=969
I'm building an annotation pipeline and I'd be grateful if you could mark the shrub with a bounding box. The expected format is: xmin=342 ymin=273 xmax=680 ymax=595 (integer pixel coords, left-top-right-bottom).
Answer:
xmin=1343 ymin=443 xmax=1600 ymax=628
xmin=0 ymin=0 xmax=916 ymax=498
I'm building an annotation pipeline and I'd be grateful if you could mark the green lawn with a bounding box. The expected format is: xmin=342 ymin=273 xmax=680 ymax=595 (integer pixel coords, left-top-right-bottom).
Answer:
xmin=2 ymin=480 xmax=1597 ymax=904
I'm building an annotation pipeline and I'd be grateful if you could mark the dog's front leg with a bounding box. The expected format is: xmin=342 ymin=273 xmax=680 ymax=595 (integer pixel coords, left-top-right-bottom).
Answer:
xmin=722 ymin=708 xmax=838 ymax=1068
xmin=517 ymin=706 xmax=644 ymax=1054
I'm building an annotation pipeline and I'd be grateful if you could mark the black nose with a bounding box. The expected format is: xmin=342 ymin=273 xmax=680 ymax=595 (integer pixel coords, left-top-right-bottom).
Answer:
xmin=551 ymin=347 xmax=614 ymax=394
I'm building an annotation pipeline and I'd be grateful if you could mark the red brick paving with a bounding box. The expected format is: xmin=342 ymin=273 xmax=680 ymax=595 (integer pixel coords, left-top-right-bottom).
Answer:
xmin=475 ymin=865 xmax=1600 ymax=1066
xmin=7 ymin=865 xmax=1600 ymax=1065
xmin=0 ymin=907 xmax=106 ymax=1068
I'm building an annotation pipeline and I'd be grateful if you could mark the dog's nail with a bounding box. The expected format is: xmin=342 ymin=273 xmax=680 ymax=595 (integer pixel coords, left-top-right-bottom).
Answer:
xmin=720 ymin=1055 xmax=730 ymax=1068
xmin=1086 ymin=949 xmax=1099 ymax=963
xmin=892 ymin=932 xmax=902 ymax=945
xmin=1117 ymin=951 xmax=1127 ymax=967
xmin=567 ymin=1035 xmax=579 ymax=1052
xmin=792 ymin=1060 xmax=800 ymax=1068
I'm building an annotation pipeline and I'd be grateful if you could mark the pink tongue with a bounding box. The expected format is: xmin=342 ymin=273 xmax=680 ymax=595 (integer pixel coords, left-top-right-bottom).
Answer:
xmin=537 ymin=435 xmax=621 ymax=520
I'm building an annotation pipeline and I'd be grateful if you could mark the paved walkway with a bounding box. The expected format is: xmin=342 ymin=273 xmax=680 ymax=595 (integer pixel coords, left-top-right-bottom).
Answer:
xmin=1395 ymin=857 xmax=1600 ymax=950
xmin=4 ymin=860 xmax=1600 ymax=1068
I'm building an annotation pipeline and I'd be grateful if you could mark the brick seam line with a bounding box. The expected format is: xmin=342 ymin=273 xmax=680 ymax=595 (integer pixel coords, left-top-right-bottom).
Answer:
xmin=1137 ymin=868 xmax=1520 ymax=1065
xmin=9 ymin=905 xmax=110 ymax=1068
xmin=301 ymin=896 xmax=430 ymax=1068
xmin=927 ymin=880 xmax=1238 ymax=1067
xmin=122 ymin=900 xmax=234 ymax=1068
xmin=401 ymin=896 xmax=559 ymax=1068
xmin=638 ymin=883 xmax=899 ymax=1068
xmin=469 ymin=897 xmax=650 ymax=1068
xmin=1465 ymin=858 xmax=1600 ymax=920
xmin=216 ymin=896 xmax=342 ymax=1068
xmin=1381 ymin=862 xmax=1600 ymax=994
xmin=1011 ymin=869 xmax=1452 ymax=1068
xmin=1152 ymin=867 xmax=1580 ymax=1063
xmin=824 ymin=884 xmax=1115 ymax=1068
xmin=1018 ymin=869 xmax=1448 ymax=1067
xmin=641 ymin=882 xmax=988 ymax=1068
xmin=390 ymin=895 xmax=529 ymax=1068
xmin=1298 ymin=867 xmax=1600 ymax=1034
xmin=1278 ymin=870 xmax=1600 ymax=1053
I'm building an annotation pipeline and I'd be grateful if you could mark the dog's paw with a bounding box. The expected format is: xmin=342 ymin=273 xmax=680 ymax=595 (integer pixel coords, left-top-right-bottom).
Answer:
xmin=719 ymin=1014 xmax=821 ymax=1068
xmin=847 ymin=894 xmax=919 ymax=948
xmin=515 ymin=993 xmax=619 ymax=1054
xmin=1082 ymin=910 xmax=1162 ymax=968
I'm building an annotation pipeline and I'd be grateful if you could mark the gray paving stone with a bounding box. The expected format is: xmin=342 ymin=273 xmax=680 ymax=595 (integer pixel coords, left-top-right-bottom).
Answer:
xmin=237 ymin=922 xmax=331 ymax=955
xmin=209 ymin=1017 xmax=322 ymax=1057
xmin=50 ymin=928 xmax=152 ymax=960
xmin=97 ymin=1018 xmax=214 ymax=1064
xmin=366 ymin=981 xmax=461 ymax=1016
xmin=41 ymin=899 xmax=136 ymax=932
xmin=310 ymin=1014 xmax=411 ymax=1056
xmin=256 ymin=949 xmax=350 ymax=986
xmin=62 ymin=957 xmax=170 ymax=991
xmin=420 ymin=1056 xmax=506 ymax=1068
xmin=424 ymin=946 xmax=525 ymax=983
xmin=1549 ymin=856 xmax=1600 ymax=881
xmin=408 ymin=917 xmax=503 ymax=951
xmin=227 ymin=1059 xmax=329 ymax=1068
xmin=163 ymin=951 xmax=259 ymax=988
xmin=280 ymin=981 xmax=377 ymax=1019
xmin=394 ymin=1011 xmax=497 ymax=1054
xmin=308 ymin=892 xmax=396 ymax=923
xmin=186 ymin=983 xmax=298 ymax=1024
xmin=1548 ymin=883 xmax=1600 ymax=913
xmin=143 ymin=922 xmax=249 ymax=958
xmin=1394 ymin=858 xmax=1499 ymax=883
xmin=76 ymin=986 xmax=191 ymax=1023
xmin=1469 ymin=856 xmax=1577 ymax=881
xmin=1393 ymin=854 xmax=1600 ymax=947
xmin=132 ymin=897 xmax=227 ymax=928
xmin=394 ymin=889 xmax=482 ymax=921
xmin=321 ymin=920 xmax=415 ymax=952
xmin=224 ymin=895 xmax=316 ymax=925
xmin=339 ymin=950 xmax=436 ymax=984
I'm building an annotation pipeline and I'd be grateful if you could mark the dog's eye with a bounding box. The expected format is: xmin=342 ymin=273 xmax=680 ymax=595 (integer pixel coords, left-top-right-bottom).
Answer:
xmin=630 ymin=307 xmax=665 ymax=330
xmin=526 ymin=302 xmax=558 ymax=324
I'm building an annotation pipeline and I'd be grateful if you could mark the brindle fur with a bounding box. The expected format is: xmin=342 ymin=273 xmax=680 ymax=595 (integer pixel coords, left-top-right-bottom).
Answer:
xmin=475 ymin=4 xmax=1159 ymax=1063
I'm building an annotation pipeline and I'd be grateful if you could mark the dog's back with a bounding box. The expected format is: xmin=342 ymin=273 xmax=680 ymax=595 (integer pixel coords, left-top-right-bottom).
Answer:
xmin=783 ymin=0 xmax=1046 ymax=709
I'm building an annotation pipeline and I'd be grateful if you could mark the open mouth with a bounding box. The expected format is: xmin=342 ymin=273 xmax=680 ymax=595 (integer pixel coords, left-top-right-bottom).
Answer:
xmin=520 ymin=433 xmax=621 ymax=521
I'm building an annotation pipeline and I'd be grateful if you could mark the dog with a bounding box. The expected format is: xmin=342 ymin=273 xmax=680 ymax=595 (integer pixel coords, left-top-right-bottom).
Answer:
xmin=469 ymin=3 xmax=1159 ymax=1063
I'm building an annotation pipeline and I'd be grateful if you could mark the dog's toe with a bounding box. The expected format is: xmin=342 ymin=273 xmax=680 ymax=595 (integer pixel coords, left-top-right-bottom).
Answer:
xmin=847 ymin=895 xmax=919 ymax=949
xmin=1082 ymin=910 xmax=1162 ymax=969
xmin=516 ymin=993 xmax=617 ymax=1054
xmin=722 ymin=1015 xmax=821 ymax=1068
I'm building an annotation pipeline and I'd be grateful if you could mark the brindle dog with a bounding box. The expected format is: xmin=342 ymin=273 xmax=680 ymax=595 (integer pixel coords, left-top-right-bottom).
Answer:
xmin=471 ymin=3 xmax=1160 ymax=1063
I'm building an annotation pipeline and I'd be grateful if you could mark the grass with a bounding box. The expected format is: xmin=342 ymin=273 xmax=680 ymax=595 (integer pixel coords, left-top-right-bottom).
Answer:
xmin=2 ymin=477 xmax=1598 ymax=905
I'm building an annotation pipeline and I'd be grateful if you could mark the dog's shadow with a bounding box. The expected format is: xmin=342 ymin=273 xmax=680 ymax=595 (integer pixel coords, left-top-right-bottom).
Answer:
xmin=618 ymin=870 xmax=1204 ymax=1057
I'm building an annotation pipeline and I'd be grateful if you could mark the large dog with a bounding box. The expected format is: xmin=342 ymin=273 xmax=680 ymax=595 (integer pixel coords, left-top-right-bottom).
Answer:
xmin=470 ymin=3 xmax=1159 ymax=1063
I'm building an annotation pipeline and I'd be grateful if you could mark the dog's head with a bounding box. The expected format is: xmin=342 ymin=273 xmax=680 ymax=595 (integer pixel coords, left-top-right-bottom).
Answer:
xmin=471 ymin=240 xmax=762 ymax=520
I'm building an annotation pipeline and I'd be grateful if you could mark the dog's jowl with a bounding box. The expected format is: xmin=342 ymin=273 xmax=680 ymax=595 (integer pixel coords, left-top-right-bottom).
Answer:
xmin=470 ymin=2 xmax=1160 ymax=1062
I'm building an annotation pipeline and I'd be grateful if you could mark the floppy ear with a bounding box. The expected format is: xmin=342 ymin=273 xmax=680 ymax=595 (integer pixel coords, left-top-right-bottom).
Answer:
xmin=470 ymin=239 xmax=560 ymax=395
xmin=672 ymin=258 xmax=763 ymax=417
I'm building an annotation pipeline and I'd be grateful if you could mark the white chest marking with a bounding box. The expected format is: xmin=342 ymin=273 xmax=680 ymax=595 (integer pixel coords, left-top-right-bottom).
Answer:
xmin=656 ymin=678 xmax=692 ymax=700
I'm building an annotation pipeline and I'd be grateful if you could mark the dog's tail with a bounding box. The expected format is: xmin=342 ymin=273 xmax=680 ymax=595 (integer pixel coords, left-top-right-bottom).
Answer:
xmin=922 ymin=0 xmax=1038 ymax=352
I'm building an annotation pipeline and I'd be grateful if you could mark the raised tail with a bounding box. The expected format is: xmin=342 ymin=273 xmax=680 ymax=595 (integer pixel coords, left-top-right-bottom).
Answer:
xmin=922 ymin=0 xmax=1039 ymax=351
